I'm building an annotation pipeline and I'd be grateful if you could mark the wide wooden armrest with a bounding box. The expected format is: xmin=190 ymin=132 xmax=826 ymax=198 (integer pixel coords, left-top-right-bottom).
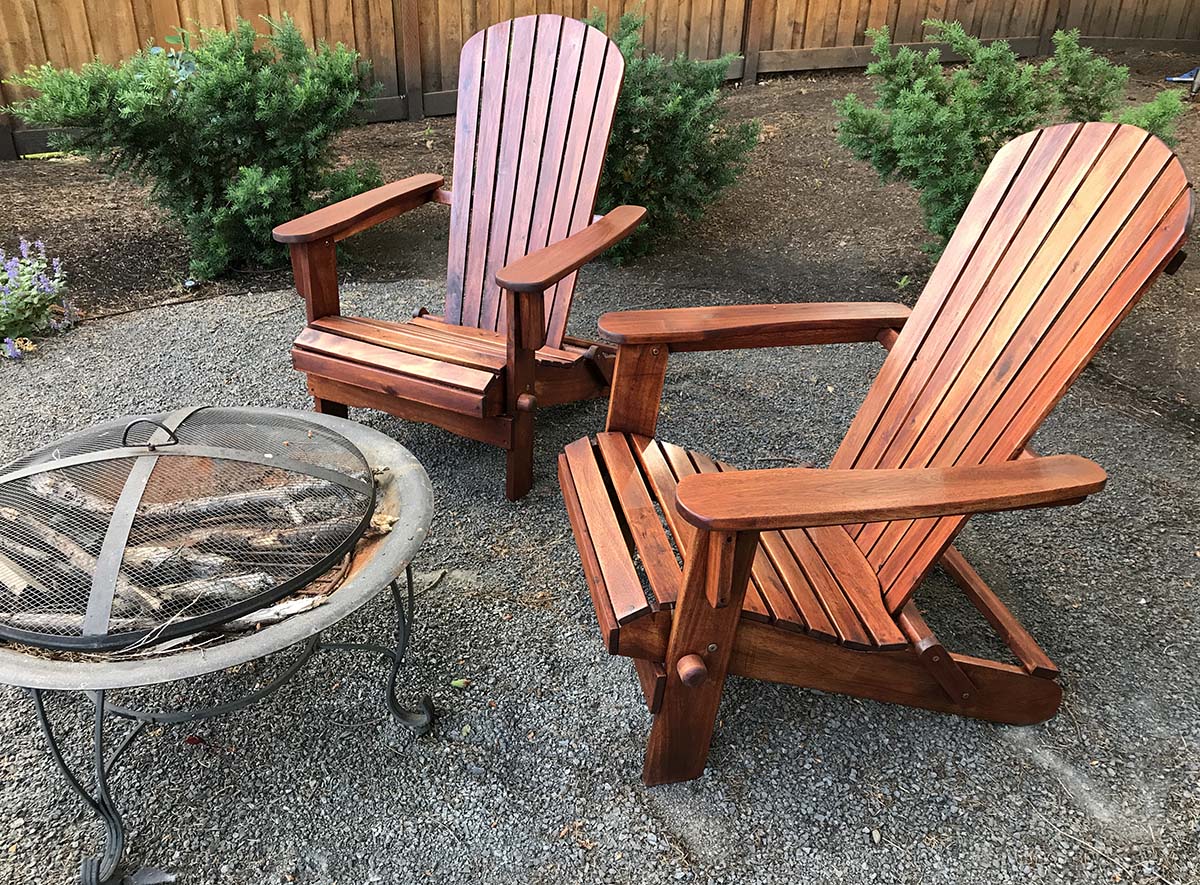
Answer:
xmin=675 ymin=456 xmax=1107 ymax=532
xmin=495 ymin=205 xmax=647 ymax=293
xmin=273 ymin=173 xmax=445 ymax=244
xmin=598 ymin=302 xmax=911 ymax=351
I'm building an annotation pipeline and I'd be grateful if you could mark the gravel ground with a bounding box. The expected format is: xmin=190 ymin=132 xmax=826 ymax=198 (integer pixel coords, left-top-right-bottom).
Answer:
xmin=0 ymin=262 xmax=1196 ymax=885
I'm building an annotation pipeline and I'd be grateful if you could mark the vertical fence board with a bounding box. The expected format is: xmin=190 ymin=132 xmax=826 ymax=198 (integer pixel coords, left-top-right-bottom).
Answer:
xmin=399 ymin=0 xmax=426 ymax=116
xmin=2 ymin=0 xmax=1198 ymax=157
xmin=37 ymin=0 xmax=96 ymax=71
xmin=0 ymin=0 xmax=46 ymax=105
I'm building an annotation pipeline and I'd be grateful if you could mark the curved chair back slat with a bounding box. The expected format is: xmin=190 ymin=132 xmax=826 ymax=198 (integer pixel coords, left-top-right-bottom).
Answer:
xmin=831 ymin=122 xmax=1192 ymax=612
xmin=443 ymin=15 xmax=624 ymax=349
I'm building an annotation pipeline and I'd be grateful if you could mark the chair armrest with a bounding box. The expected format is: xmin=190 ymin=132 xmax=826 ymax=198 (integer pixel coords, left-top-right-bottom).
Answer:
xmin=598 ymin=302 xmax=911 ymax=351
xmin=272 ymin=173 xmax=444 ymax=244
xmin=675 ymin=456 xmax=1107 ymax=532
xmin=495 ymin=205 xmax=647 ymax=293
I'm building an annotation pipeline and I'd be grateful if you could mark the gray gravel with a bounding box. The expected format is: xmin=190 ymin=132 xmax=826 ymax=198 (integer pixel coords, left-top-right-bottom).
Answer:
xmin=0 ymin=269 xmax=1197 ymax=885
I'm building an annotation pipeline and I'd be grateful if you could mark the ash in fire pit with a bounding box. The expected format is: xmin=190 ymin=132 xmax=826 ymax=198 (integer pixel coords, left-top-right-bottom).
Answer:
xmin=0 ymin=406 xmax=375 ymax=652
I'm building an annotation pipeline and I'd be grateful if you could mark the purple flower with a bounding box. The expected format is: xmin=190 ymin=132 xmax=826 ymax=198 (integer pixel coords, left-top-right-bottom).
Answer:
xmin=18 ymin=239 xmax=31 ymax=259
xmin=4 ymin=257 xmax=18 ymax=284
xmin=2 ymin=338 xmax=22 ymax=360
xmin=34 ymin=240 xmax=45 ymax=257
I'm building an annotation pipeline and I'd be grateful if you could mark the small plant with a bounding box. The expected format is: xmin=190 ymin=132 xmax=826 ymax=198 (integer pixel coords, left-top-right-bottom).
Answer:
xmin=1 ymin=239 xmax=73 ymax=359
xmin=836 ymin=22 xmax=1186 ymax=247
xmin=586 ymin=12 xmax=759 ymax=261
xmin=5 ymin=17 xmax=381 ymax=279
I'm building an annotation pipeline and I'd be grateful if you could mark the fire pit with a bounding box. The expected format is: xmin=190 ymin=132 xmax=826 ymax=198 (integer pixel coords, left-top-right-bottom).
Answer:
xmin=0 ymin=406 xmax=375 ymax=651
xmin=0 ymin=407 xmax=435 ymax=885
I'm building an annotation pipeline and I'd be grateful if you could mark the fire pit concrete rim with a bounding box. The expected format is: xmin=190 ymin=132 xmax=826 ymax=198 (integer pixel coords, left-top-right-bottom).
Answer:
xmin=0 ymin=408 xmax=434 ymax=692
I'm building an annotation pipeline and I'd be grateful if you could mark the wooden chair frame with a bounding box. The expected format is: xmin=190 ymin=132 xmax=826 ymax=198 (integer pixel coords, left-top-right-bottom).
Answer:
xmin=558 ymin=123 xmax=1192 ymax=785
xmin=566 ymin=315 xmax=1102 ymax=784
xmin=274 ymin=16 xmax=645 ymax=500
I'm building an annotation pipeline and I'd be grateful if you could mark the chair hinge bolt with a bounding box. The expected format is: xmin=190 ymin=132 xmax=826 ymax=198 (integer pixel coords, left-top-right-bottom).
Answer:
xmin=707 ymin=643 xmax=718 ymax=653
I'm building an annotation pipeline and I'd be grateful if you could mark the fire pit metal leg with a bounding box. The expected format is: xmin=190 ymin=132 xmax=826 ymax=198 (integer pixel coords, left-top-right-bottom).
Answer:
xmin=29 ymin=688 xmax=143 ymax=885
xmin=24 ymin=564 xmax=431 ymax=883
xmin=320 ymin=565 xmax=435 ymax=735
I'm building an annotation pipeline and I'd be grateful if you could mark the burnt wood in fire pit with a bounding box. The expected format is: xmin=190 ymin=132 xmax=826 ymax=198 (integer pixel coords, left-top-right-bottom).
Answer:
xmin=0 ymin=406 xmax=376 ymax=651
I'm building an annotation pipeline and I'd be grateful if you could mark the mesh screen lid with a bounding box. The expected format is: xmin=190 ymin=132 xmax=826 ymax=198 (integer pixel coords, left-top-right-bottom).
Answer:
xmin=0 ymin=407 xmax=375 ymax=652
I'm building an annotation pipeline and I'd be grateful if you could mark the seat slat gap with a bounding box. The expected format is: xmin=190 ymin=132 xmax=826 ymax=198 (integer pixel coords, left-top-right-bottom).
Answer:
xmin=594 ymin=432 xmax=682 ymax=611
xmin=562 ymin=438 xmax=651 ymax=625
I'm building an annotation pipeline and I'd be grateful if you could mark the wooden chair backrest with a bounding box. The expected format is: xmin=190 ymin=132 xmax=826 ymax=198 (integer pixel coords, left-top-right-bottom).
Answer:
xmin=830 ymin=122 xmax=1192 ymax=613
xmin=443 ymin=15 xmax=624 ymax=350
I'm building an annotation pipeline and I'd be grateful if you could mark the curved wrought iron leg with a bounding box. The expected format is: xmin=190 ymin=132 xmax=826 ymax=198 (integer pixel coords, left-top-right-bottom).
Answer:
xmin=321 ymin=565 xmax=434 ymax=734
xmin=30 ymin=688 xmax=143 ymax=885
xmin=24 ymin=565 xmax=431 ymax=881
xmin=101 ymin=635 xmax=322 ymax=726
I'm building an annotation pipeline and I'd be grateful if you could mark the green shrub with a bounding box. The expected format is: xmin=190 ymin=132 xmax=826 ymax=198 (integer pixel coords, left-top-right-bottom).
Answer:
xmin=835 ymin=22 xmax=1186 ymax=247
xmin=5 ymin=17 xmax=381 ymax=279
xmin=586 ymin=12 xmax=759 ymax=262
xmin=1 ymin=238 xmax=73 ymax=358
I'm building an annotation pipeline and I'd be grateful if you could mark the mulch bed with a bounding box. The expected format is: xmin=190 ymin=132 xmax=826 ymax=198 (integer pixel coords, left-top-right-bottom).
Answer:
xmin=1 ymin=49 xmax=1196 ymax=347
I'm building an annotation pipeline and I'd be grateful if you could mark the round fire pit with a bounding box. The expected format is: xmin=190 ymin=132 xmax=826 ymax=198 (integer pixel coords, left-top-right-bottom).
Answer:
xmin=0 ymin=406 xmax=377 ymax=651
xmin=0 ymin=408 xmax=435 ymax=885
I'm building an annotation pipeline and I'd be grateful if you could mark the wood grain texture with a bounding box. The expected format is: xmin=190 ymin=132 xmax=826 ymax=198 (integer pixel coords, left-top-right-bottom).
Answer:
xmin=728 ymin=619 xmax=1062 ymax=724
xmin=495 ymin=205 xmax=647 ymax=293
xmin=443 ymin=15 xmax=624 ymax=349
xmin=3 ymin=1 xmax=1194 ymax=133
xmin=273 ymin=19 xmax=629 ymax=499
xmin=642 ymin=528 xmax=757 ymax=785
xmin=272 ymin=173 xmax=443 ymax=243
xmin=830 ymin=122 xmax=1190 ymax=612
xmin=605 ymin=344 xmax=670 ymax=437
xmin=675 ymin=455 xmax=1107 ymax=532
xmin=562 ymin=432 xmax=912 ymax=650
xmin=598 ymin=302 xmax=911 ymax=349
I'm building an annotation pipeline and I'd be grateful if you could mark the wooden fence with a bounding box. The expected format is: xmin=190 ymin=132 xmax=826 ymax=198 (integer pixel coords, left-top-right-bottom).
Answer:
xmin=3 ymin=0 xmax=1199 ymax=157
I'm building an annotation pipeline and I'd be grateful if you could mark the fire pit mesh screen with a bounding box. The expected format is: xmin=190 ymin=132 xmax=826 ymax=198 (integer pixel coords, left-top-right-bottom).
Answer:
xmin=0 ymin=407 xmax=375 ymax=652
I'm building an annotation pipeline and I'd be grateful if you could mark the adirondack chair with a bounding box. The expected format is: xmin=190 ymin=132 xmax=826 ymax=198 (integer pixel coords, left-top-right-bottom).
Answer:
xmin=558 ymin=121 xmax=1192 ymax=785
xmin=273 ymin=15 xmax=644 ymax=500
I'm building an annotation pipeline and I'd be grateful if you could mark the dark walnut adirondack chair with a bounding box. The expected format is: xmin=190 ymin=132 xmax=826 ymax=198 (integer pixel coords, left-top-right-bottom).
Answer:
xmin=559 ymin=121 xmax=1192 ymax=785
xmin=273 ymin=15 xmax=644 ymax=500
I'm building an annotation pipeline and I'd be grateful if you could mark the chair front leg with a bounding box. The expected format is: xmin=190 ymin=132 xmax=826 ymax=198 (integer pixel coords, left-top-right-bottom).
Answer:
xmin=605 ymin=344 xmax=669 ymax=437
xmin=288 ymin=239 xmax=341 ymax=323
xmin=643 ymin=529 xmax=758 ymax=785
xmin=504 ymin=288 xmax=546 ymax=500
xmin=289 ymin=239 xmax=348 ymax=416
